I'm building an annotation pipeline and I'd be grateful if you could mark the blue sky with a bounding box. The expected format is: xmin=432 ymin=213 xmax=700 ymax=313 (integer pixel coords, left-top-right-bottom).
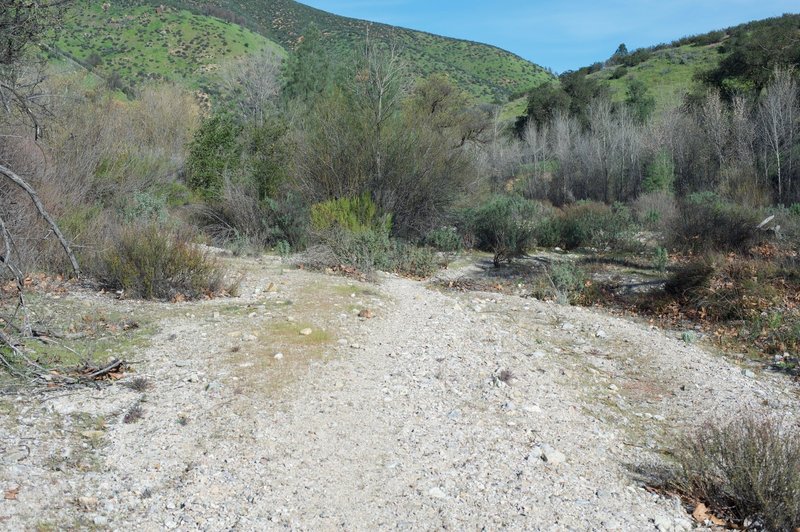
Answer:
xmin=300 ymin=0 xmax=799 ymax=72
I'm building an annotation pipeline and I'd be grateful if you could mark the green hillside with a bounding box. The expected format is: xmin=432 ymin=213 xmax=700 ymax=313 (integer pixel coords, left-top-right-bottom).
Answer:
xmin=510 ymin=13 xmax=800 ymax=122
xmin=588 ymin=43 xmax=721 ymax=112
xmin=589 ymin=13 xmax=800 ymax=110
xmin=146 ymin=0 xmax=552 ymax=102
xmin=54 ymin=0 xmax=284 ymax=95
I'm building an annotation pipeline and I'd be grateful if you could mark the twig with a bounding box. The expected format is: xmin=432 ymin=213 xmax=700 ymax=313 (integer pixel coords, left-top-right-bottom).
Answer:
xmin=82 ymin=359 xmax=124 ymax=380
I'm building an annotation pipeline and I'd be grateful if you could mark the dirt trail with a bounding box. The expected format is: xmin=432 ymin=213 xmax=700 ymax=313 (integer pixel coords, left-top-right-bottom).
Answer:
xmin=1 ymin=253 xmax=798 ymax=530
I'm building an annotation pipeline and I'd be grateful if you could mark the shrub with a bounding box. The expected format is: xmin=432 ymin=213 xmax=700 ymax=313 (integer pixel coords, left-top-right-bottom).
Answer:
xmin=186 ymin=114 xmax=242 ymax=199
xmin=390 ymin=241 xmax=438 ymax=278
xmin=541 ymin=201 xmax=636 ymax=251
xmin=633 ymin=191 xmax=678 ymax=232
xmin=664 ymin=257 xmax=780 ymax=322
xmin=310 ymin=193 xmax=391 ymax=235
xmin=669 ymin=414 xmax=800 ymax=531
xmin=642 ymin=150 xmax=675 ymax=193
xmin=92 ymin=224 xmax=226 ymax=300
xmin=670 ymin=192 xmax=764 ymax=252
xmin=424 ymin=226 xmax=463 ymax=253
xmin=196 ymin=183 xmax=309 ymax=251
xmin=653 ymin=247 xmax=668 ymax=272
xmin=469 ymin=195 xmax=540 ymax=266
xmin=664 ymin=258 xmax=715 ymax=297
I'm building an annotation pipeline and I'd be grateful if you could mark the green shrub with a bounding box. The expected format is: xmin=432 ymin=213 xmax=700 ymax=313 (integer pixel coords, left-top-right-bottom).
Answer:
xmin=469 ymin=195 xmax=540 ymax=266
xmin=424 ymin=226 xmax=463 ymax=253
xmin=670 ymin=193 xmax=763 ymax=252
xmin=121 ymin=191 xmax=167 ymax=223
xmin=653 ymin=247 xmax=668 ymax=273
xmin=541 ymin=201 xmax=636 ymax=251
xmin=669 ymin=414 xmax=800 ymax=531
xmin=310 ymin=193 xmax=392 ymax=235
xmin=186 ymin=114 xmax=242 ymax=199
xmin=389 ymin=241 xmax=437 ymax=278
xmin=93 ymin=224 xmax=226 ymax=300
xmin=643 ymin=150 xmax=675 ymax=193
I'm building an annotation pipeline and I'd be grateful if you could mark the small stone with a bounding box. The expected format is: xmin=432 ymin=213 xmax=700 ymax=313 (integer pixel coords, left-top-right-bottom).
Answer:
xmin=528 ymin=351 xmax=546 ymax=359
xmin=274 ymin=353 xmax=284 ymax=360
xmin=248 ymin=312 xmax=257 ymax=318
xmin=595 ymin=329 xmax=607 ymax=338
xmin=337 ymin=339 xmax=348 ymax=345
xmin=358 ymin=309 xmax=374 ymax=319
xmin=299 ymin=328 xmax=313 ymax=336
xmin=608 ymin=384 xmax=618 ymax=391
xmin=447 ymin=409 xmax=461 ymax=420
xmin=538 ymin=444 xmax=566 ymax=465
xmin=78 ymin=496 xmax=99 ymax=509
xmin=561 ymin=322 xmax=575 ymax=331
xmin=242 ymin=334 xmax=257 ymax=342
xmin=653 ymin=514 xmax=672 ymax=531
xmin=428 ymin=487 xmax=446 ymax=499
xmin=213 ymin=312 xmax=220 ymax=320
xmin=743 ymin=369 xmax=756 ymax=379
xmin=93 ymin=516 xmax=108 ymax=526
xmin=350 ymin=343 xmax=361 ymax=349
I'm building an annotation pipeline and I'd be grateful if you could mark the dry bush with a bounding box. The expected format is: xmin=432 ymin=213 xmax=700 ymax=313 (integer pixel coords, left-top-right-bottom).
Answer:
xmin=632 ymin=191 xmax=678 ymax=232
xmin=89 ymin=223 xmax=227 ymax=300
xmin=0 ymin=80 xmax=201 ymax=275
xmin=670 ymin=193 xmax=764 ymax=253
xmin=669 ymin=414 xmax=800 ymax=531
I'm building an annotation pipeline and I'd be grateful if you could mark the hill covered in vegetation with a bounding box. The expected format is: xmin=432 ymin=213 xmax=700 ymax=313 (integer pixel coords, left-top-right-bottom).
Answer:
xmin=52 ymin=0 xmax=284 ymax=96
xmin=55 ymin=0 xmax=552 ymax=103
xmin=511 ymin=13 xmax=800 ymax=120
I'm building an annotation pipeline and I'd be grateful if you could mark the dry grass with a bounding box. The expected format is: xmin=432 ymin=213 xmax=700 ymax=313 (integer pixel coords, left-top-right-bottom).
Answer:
xmin=668 ymin=414 xmax=800 ymax=531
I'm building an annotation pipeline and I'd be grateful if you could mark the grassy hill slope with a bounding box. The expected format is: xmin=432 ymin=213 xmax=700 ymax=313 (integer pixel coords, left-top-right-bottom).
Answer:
xmin=509 ymin=13 xmax=800 ymax=121
xmin=589 ymin=14 xmax=800 ymax=110
xmin=54 ymin=0 xmax=284 ymax=95
xmin=158 ymin=0 xmax=552 ymax=102
xmin=588 ymin=43 xmax=722 ymax=112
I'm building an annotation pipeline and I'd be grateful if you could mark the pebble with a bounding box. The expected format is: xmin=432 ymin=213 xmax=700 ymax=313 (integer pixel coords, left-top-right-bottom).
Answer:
xmin=653 ymin=514 xmax=672 ymax=531
xmin=274 ymin=353 xmax=284 ymax=360
xmin=595 ymin=329 xmax=607 ymax=338
xmin=299 ymin=328 xmax=313 ymax=336
xmin=428 ymin=487 xmax=446 ymax=499
xmin=742 ymin=369 xmax=756 ymax=379
xmin=530 ymin=444 xmax=566 ymax=465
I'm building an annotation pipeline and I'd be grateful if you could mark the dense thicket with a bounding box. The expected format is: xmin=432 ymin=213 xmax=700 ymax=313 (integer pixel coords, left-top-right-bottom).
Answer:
xmin=514 ymin=67 xmax=800 ymax=206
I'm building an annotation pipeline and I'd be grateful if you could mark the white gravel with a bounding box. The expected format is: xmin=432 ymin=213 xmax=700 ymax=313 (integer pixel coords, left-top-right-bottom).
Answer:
xmin=1 ymin=254 xmax=797 ymax=530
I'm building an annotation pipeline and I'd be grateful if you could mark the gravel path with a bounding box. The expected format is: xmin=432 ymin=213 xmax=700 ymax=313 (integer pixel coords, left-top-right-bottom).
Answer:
xmin=1 ymin=254 xmax=798 ymax=530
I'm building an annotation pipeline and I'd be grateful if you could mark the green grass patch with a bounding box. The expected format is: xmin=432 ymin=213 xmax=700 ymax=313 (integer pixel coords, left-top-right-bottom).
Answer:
xmin=55 ymin=0 xmax=284 ymax=95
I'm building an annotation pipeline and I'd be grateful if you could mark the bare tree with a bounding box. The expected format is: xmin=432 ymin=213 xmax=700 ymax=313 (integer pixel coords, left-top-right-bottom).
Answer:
xmin=221 ymin=49 xmax=283 ymax=127
xmin=757 ymin=67 xmax=798 ymax=202
xmin=351 ymin=38 xmax=409 ymax=187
